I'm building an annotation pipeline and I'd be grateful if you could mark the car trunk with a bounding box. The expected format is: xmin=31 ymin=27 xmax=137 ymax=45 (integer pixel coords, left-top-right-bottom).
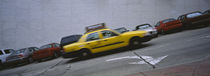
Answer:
xmin=7 ymin=53 xmax=25 ymax=61
xmin=186 ymin=14 xmax=210 ymax=25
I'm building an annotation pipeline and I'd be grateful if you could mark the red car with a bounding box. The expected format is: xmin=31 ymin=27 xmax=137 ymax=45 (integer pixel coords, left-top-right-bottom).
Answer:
xmin=177 ymin=11 xmax=210 ymax=28
xmin=155 ymin=18 xmax=183 ymax=34
xmin=32 ymin=43 xmax=61 ymax=61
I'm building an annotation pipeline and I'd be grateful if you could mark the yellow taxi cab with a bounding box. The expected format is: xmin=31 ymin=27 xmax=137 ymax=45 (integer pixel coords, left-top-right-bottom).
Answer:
xmin=62 ymin=23 xmax=153 ymax=58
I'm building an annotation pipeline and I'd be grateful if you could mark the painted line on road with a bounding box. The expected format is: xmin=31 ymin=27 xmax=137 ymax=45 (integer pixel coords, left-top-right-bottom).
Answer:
xmin=133 ymin=52 xmax=156 ymax=68
xmin=106 ymin=55 xmax=168 ymax=65
xmin=106 ymin=56 xmax=151 ymax=62
xmin=129 ymin=55 xmax=168 ymax=65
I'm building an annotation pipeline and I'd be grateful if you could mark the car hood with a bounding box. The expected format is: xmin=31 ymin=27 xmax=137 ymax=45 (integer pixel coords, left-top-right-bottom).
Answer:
xmin=7 ymin=53 xmax=25 ymax=59
xmin=121 ymin=30 xmax=147 ymax=35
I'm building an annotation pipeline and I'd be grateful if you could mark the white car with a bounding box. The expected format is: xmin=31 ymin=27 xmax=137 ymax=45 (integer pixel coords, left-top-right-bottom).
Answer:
xmin=0 ymin=49 xmax=14 ymax=65
xmin=134 ymin=24 xmax=158 ymax=38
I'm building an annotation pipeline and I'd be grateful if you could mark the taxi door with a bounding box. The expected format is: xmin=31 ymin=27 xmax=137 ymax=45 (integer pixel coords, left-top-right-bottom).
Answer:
xmin=99 ymin=30 xmax=124 ymax=52
xmin=85 ymin=32 xmax=103 ymax=53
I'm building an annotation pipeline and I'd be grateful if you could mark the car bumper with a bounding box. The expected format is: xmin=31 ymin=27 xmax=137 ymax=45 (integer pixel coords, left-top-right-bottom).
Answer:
xmin=141 ymin=35 xmax=153 ymax=42
xmin=6 ymin=58 xmax=27 ymax=64
xmin=147 ymin=31 xmax=158 ymax=38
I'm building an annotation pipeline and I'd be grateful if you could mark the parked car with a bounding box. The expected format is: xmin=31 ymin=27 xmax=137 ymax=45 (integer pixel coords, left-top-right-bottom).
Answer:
xmin=155 ymin=18 xmax=183 ymax=34
xmin=32 ymin=43 xmax=61 ymax=61
xmin=114 ymin=27 xmax=129 ymax=33
xmin=203 ymin=10 xmax=210 ymax=15
xmin=177 ymin=11 xmax=210 ymax=28
xmin=60 ymin=35 xmax=82 ymax=49
xmin=60 ymin=35 xmax=82 ymax=58
xmin=62 ymin=23 xmax=153 ymax=58
xmin=6 ymin=47 xmax=39 ymax=65
xmin=134 ymin=24 xmax=158 ymax=37
xmin=0 ymin=49 xmax=14 ymax=65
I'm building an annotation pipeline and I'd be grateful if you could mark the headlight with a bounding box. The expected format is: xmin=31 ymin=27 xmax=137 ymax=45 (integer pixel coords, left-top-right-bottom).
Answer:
xmin=144 ymin=32 xmax=151 ymax=36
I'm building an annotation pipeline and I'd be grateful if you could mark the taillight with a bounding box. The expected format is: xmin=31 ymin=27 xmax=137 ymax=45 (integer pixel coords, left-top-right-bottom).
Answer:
xmin=18 ymin=54 xmax=24 ymax=57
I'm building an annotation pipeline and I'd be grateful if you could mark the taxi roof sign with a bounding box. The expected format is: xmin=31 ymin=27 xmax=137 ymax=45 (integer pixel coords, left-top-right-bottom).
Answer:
xmin=85 ymin=23 xmax=106 ymax=33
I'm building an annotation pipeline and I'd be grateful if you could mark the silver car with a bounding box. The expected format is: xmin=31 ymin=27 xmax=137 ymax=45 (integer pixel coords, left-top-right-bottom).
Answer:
xmin=134 ymin=24 xmax=158 ymax=38
xmin=0 ymin=49 xmax=14 ymax=65
xmin=6 ymin=47 xmax=39 ymax=65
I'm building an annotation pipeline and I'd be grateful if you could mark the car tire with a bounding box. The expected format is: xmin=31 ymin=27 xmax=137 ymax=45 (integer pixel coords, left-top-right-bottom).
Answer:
xmin=161 ymin=30 xmax=165 ymax=35
xmin=129 ymin=37 xmax=141 ymax=49
xmin=155 ymin=34 xmax=158 ymax=38
xmin=0 ymin=60 xmax=2 ymax=68
xmin=37 ymin=59 xmax=42 ymax=62
xmin=28 ymin=57 xmax=34 ymax=63
xmin=53 ymin=52 xmax=59 ymax=58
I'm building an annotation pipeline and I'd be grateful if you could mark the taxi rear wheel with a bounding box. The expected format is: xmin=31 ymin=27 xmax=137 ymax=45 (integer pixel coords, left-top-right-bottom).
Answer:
xmin=80 ymin=49 xmax=91 ymax=57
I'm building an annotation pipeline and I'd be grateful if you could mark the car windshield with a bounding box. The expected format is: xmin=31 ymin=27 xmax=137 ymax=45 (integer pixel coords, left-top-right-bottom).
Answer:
xmin=15 ymin=49 xmax=26 ymax=54
xmin=4 ymin=49 xmax=12 ymax=54
xmin=114 ymin=27 xmax=128 ymax=33
xmin=187 ymin=12 xmax=202 ymax=18
xmin=162 ymin=18 xmax=176 ymax=23
xmin=155 ymin=22 xmax=161 ymax=27
xmin=137 ymin=24 xmax=152 ymax=30
xmin=40 ymin=44 xmax=52 ymax=49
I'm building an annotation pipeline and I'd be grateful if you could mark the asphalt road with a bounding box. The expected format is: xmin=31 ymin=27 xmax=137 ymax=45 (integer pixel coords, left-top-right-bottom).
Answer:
xmin=0 ymin=26 xmax=210 ymax=76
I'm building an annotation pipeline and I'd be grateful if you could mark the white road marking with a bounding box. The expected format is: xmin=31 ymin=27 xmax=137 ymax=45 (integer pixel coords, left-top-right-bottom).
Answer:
xmin=106 ymin=55 xmax=168 ymax=65
xmin=106 ymin=56 xmax=151 ymax=62
xmin=129 ymin=55 xmax=168 ymax=65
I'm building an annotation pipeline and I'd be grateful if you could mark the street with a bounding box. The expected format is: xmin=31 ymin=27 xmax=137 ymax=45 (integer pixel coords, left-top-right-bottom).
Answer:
xmin=1 ymin=26 xmax=210 ymax=76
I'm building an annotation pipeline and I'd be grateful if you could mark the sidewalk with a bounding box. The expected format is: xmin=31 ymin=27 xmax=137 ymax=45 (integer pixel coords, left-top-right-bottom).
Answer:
xmin=128 ymin=57 xmax=210 ymax=76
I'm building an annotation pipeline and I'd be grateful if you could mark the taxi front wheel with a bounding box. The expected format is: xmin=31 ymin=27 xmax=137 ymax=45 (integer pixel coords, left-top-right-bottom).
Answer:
xmin=129 ymin=37 xmax=141 ymax=49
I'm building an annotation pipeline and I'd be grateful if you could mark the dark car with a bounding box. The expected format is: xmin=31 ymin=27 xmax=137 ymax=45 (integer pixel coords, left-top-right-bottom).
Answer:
xmin=114 ymin=27 xmax=129 ymax=33
xmin=177 ymin=11 xmax=210 ymax=28
xmin=155 ymin=18 xmax=183 ymax=34
xmin=32 ymin=43 xmax=61 ymax=61
xmin=6 ymin=47 xmax=39 ymax=65
xmin=203 ymin=10 xmax=210 ymax=14
xmin=60 ymin=35 xmax=82 ymax=49
xmin=60 ymin=35 xmax=82 ymax=58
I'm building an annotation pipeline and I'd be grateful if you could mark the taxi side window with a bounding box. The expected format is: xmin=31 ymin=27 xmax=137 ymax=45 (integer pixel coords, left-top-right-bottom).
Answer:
xmin=86 ymin=32 xmax=100 ymax=42
xmin=101 ymin=30 xmax=118 ymax=38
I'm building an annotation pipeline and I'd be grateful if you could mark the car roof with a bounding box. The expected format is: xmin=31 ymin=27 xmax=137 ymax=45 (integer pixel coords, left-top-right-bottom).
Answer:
xmin=85 ymin=28 xmax=111 ymax=35
xmin=161 ymin=18 xmax=175 ymax=21
xmin=62 ymin=34 xmax=82 ymax=39
xmin=179 ymin=11 xmax=202 ymax=17
xmin=137 ymin=24 xmax=151 ymax=26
